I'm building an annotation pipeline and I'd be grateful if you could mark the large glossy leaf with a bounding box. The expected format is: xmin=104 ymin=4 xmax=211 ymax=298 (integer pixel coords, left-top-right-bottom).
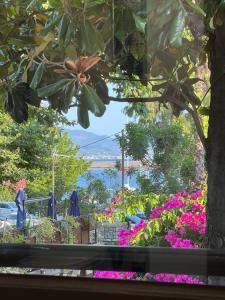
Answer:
xmin=130 ymin=32 xmax=145 ymax=60
xmin=14 ymin=82 xmax=41 ymax=108
xmin=40 ymin=14 xmax=62 ymax=36
xmin=77 ymin=105 xmax=90 ymax=129
xmin=6 ymin=91 xmax=28 ymax=123
xmin=79 ymin=19 xmax=104 ymax=54
xmin=37 ymin=79 xmax=72 ymax=97
xmin=80 ymin=85 xmax=106 ymax=117
xmin=30 ymin=62 xmax=45 ymax=89
xmin=58 ymin=14 xmax=70 ymax=47
xmin=115 ymin=8 xmax=136 ymax=42
xmin=95 ymin=80 xmax=109 ymax=104
xmin=64 ymin=81 xmax=76 ymax=106
xmin=64 ymin=21 xmax=75 ymax=47
xmin=169 ymin=10 xmax=186 ymax=48
xmin=184 ymin=0 xmax=206 ymax=17
xmin=133 ymin=13 xmax=145 ymax=33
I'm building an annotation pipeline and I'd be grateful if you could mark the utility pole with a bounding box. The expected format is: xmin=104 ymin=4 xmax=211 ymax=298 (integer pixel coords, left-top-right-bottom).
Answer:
xmin=52 ymin=148 xmax=56 ymax=221
xmin=121 ymin=129 xmax=125 ymax=192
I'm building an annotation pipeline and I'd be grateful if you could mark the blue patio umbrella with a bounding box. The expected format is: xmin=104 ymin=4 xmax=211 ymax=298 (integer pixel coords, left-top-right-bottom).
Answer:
xmin=15 ymin=189 xmax=26 ymax=230
xmin=47 ymin=192 xmax=57 ymax=221
xmin=68 ymin=191 xmax=80 ymax=217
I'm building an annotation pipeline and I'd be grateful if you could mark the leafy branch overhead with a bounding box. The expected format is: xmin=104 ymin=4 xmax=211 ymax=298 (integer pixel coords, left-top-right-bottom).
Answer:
xmin=0 ymin=0 xmax=224 ymax=143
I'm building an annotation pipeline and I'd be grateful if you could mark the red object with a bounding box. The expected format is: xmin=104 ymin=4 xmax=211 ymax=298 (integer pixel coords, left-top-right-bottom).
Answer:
xmin=15 ymin=179 xmax=28 ymax=191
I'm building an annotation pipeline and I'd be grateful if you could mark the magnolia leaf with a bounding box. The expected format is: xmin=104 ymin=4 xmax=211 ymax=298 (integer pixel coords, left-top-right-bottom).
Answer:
xmin=169 ymin=10 xmax=186 ymax=48
xmin=30 ymin=62 xmax=45 ymax=89
xmin=80 ymin=85 xmax=106 ymax=117
xmin=79 ymin=19 xmax=104 ymax=54
xmin=130 ymin=32 xmax=145 ymax=60
xmin=64 ymin=81 xmax=76 ymax=106
xmin=95 ymin=81 xmax=109 ymax=104
xmin=64 ymin=21 xmax=74 ymax=47
xmin=184 ymin=0 xmax=206 ymax=17
xmin=37 ymin=79 xmax=72 ymax=97
xmin=77 ymin=105 xmax=90 ymax=129
xmin=133 ymin=13 xmax=145 ymax=33
xmin=58 ymin=14 xmax=69 ymax=47
xmin=40 ymin=15 xmax=62 ymax=36
xmin=22 ymin=33 xmax=54 ymax=82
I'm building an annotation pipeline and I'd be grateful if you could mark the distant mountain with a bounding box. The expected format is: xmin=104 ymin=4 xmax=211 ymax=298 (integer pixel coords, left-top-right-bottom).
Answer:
xmin=65 ymin=129 xmax=121 ymax=159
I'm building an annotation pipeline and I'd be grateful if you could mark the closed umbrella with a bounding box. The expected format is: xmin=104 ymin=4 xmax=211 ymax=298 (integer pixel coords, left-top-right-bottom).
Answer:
xmin=15 ymin=189 xmax=26 ymax=230
xmin=47 ymin=192 xmax=57 ymax=221
xmin=68 ymin=191 xmax=80 ymax=217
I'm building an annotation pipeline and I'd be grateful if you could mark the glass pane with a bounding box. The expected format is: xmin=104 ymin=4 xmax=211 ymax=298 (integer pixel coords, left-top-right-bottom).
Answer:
xmin=0 ymin=0 xmax=224 ymax=289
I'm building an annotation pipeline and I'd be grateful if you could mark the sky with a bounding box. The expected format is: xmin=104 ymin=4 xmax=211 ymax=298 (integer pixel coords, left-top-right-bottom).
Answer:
xmin=65 ymin=85 xmax=128 ymax=136
xmin=66 ymin=102 xmax=126 ymax=136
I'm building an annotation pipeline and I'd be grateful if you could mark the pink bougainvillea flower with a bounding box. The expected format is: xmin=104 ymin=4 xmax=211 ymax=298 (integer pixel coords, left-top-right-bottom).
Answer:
xmin=94 ymin=271 xmax=135 ymax=280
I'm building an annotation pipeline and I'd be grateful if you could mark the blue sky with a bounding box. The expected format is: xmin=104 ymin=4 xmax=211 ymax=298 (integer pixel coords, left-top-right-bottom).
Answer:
xmin=66 ymin=101 xmax=126 ymax=135
xmin=66 ymin=84 xmax=128 ymax=136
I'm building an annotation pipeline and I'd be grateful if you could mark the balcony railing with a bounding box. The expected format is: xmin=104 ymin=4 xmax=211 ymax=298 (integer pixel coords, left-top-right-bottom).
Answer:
xmin=0 ymin=244 xmax=224 ymax=277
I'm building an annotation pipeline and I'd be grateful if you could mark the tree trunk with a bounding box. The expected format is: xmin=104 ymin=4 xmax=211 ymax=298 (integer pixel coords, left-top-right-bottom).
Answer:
xmin=194 ymin=129 xmax=206 ymax=182
xmin=194 ymin=66 xmax=207 ymax=183
xmin=207 ymin=22 xmax=225 ymax=248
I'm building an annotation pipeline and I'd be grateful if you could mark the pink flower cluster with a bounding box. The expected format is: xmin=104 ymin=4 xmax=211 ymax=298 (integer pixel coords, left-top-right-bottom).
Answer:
xmin=191 ymin=203 xmax=204 ymax=211
xmin=118 ymin=220 xmax=146 ymax=246
xmin=150 ymin=198 xmax=184 ymax=219
xmin=149 ymin=190 xmax=204 ymax=220
xmin=176 ymin=212 xmax=206 ymax=235
xmin=165 ymin=231 xmax=198 ymax=249
xmin=191 ymin=190 xmax=202 ymax=200
xmin=94 ymin=271 xmax=135 ymax=280
xmin=101 ymin=196 xmax=123 ymax=218
xmin=154 ymin=273 xmax=204 ymax=285
xmin=3 ymin=179 xmax=28 ymax=192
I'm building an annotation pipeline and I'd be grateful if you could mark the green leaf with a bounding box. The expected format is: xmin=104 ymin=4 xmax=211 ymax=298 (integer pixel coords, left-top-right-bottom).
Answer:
xmin=95 ymin=81 xmax=109 ymax=104
xmin=77 ymin=105 xmax=90 ymax=129
xmin=40 ymin=15 xmax=62 ymax=36
xmin=65 ymin=45 xmax=77 ymax=60
xmin=79 ymin=19 xmax=104 ymax=54
xmin=80 ymin=85 xmax=106 ymax=117
xmin=169 ymin=10 xmax=186 ymax=48
xmin=58 ymin=14 xmax=69 ymax=47
xmin=115 ymin=9 xmax=136 ymax=42
xmin=184 ymin=0 xmax=206 ymax=17
xmin=130 ymin=32 xmax=145 ymax=60
xmin=6 ymin=91 xmax=28 ymax=124
xmin=100 ymin=16 xmax=113 ymax=43
xmin=133 ymin=13 xmax=145 ymax=33
xmin=30 ymin=62 xmax=45 ymax=89
xmin=37 ymin=79 xmax=72 ymax=97
xmin=64 ymin=21 xmax=74 ymax=47
xmin=27 ymin=0 xmax=41 ymax=10
xmin=64 ymin=81 xmax=76 ymax=106
xmin=48 ymin=0 xmax=63 ymax=9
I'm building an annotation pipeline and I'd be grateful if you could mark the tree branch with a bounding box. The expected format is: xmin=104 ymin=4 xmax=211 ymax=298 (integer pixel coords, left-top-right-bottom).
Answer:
xmin=108 ymin=96 xmax=164 ymax=103
xmin=107 ymin=76 xmax=166 ymax=83
xmin=109 ymin=94 xmax=207 ymax=149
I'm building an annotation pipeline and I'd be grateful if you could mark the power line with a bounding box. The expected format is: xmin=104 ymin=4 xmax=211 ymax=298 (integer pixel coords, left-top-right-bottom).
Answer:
xmin=79 ymin=131 xmax=121 ymax=149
